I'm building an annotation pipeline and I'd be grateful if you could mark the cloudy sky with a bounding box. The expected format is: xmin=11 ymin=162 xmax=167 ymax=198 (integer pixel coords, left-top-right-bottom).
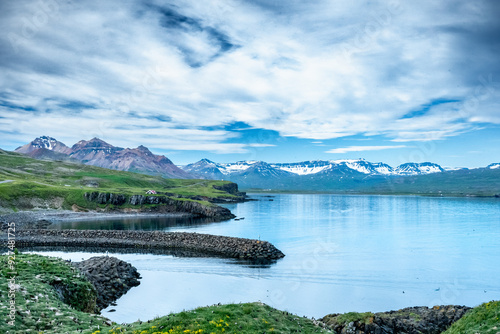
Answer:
xmin=1 ymin=0 xmax=499 ymax=167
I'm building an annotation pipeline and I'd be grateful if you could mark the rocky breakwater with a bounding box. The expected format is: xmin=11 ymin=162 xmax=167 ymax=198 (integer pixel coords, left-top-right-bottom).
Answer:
xmin=16 ymin=229 xmax=286 ymax=261
xmin=321 ymin=305 xmax=472 ymax=334
xmin=72 ymin=256 xmax=141 ymax=311
xmin=83 ymin=192 xmax=235 ymax=220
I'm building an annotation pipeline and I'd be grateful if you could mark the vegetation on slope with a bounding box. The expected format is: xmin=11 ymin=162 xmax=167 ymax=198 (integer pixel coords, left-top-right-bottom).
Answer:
xmin=443 ymin=300 xmax=500 ymax=334
xmin=0 ymin=150 xmax=240 ymax=212
xmin=89 ymin=302 xmax=329 ymax=334
xmin=0 ymin=253 xmax=108 ymax=333
xmin=0 ymin=253 xmax=328 ymax=334
xmin=1 ymin=252 xmax=498 ymax=334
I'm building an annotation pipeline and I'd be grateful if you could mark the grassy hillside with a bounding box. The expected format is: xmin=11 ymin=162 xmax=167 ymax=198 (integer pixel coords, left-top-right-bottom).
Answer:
xmin=0 ymin=253 xmax=109 ymax=333
xmin=0 ymin=149 xmax=239 ymax=212
xmin=443 ymin=300 xmax=500 ymax=334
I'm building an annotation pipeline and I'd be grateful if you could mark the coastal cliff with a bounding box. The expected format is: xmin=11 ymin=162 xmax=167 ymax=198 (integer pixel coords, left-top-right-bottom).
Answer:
xmin=83 ymin=191 xmax=235 ymax=220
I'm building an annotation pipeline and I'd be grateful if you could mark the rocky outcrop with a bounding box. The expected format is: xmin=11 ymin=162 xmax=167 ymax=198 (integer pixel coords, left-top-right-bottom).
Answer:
xmin=321 ymin=305 xmax=471 ymax=334
xmin=212 ymin=183 xmax=243 ymax=195
xmin=72 ymin=256 xmax=141 ymax=311
xmin=84 ymin=192 xmax=235 ymax=220
xmin=16 ymin=229 xmax=286 ymax=261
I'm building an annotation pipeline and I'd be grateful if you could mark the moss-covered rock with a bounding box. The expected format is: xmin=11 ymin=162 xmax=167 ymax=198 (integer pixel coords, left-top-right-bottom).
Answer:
xmin=0 ymin=253 xmax=109 ymax=333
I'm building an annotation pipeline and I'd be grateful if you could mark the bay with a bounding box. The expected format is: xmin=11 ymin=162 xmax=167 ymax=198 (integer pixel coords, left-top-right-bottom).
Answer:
xmin=33 ymin=194 xmax=500 ymax=324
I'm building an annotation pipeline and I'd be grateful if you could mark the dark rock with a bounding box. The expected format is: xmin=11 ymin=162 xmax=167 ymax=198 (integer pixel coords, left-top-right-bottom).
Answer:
xmin=321 ymin=305 xmax=472 ymax=334
xmin=109 ymin=193 xmax=126 ymax=205
xmin=83 ymin=192 xmax=235 ymax=220
xmin=96 ymin=192 xmax=110 ymax=204
xmin=212 ymin=183 xmax=241 ymax=195
xmin=15 ymin=229 xmax=286 ymax=261
xmin=72 ymin=256 xmax=141 ymax=311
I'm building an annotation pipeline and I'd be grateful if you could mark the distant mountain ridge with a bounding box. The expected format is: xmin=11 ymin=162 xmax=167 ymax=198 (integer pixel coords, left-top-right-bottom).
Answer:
xmin=12 ymin=137 xmax=500 ymax=194
xmin=15 ymin=136 xmax=191 ymax=179
xmin=181 ymin=158 xmax=500 ymax=193
xmin=183 ymin=158 xmax=446 ymax=178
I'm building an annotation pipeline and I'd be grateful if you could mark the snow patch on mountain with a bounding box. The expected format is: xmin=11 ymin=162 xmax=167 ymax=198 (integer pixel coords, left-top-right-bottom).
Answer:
xmin=394 ymin=163 xmax=444 ymax=175
xmin=219 ymin=161 xmax=259 ymax=175
xmin=271 ymin=161 xmax=331 ymax=175
xmin=487 ymin=163 xmax=500 ymax=169
xmin=276 ymin=165 xmax=331 ymax=175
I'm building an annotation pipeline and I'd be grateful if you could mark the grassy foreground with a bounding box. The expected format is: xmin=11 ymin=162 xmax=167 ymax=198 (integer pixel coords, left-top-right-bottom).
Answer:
xmin=92 ymin=302 xmax=329 ymax=334
xmin=443 ymin=300 xmax=500 ymax=334
xmin=0 ymin=253 xmax=109 ymax=333
xmin=2 ymin=253 xmax=499 ymax=333
xmin=0 ymin=149 xmax=239 ymax=212
xmin=0 ymin=254 xmax=328 ymax=334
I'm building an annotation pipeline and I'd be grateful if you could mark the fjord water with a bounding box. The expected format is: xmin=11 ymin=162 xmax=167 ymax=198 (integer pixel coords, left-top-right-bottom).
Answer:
xmin=35 ymin=194 xmax=500 ymax=323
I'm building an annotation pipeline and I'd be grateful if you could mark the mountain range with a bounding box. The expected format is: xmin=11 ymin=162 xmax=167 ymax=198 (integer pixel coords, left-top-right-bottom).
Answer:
xmin=181 ymin=158 xmax=500 ymax=194
xmin=11 ymin=136 xmax=500 ymax=195
xmin=182 ymin=159 xmax=447 ymax=178
xmin=15 ymin=136 xmax=191 ymax=179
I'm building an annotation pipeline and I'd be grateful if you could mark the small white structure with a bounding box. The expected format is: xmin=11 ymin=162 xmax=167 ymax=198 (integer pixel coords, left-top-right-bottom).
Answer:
xmin=146 ymin=190 xmax=157 ymax=194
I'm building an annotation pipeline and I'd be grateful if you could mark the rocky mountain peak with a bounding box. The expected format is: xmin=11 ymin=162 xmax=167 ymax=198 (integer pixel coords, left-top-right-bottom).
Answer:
xmin=15 ymin=136 xmax=70 ymax=154
xmin=15 ymin=136 xmax=193 ymax=179
xmin=73 ymin=138 xmax=116 ymax=149
xmin=134 ymin=145 xmax=154 ymax=156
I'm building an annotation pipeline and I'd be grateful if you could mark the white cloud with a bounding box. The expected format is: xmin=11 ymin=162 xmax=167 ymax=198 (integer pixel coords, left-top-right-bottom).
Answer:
xmin=326 ymin=145 xmax=407 ymax=154
xmin=0 ymin=0 xmax=499 ymax=153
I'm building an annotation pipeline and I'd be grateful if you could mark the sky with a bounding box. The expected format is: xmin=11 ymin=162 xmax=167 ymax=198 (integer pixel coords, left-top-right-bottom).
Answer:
xmin=0 ymin=0 xmax=499 ymax=167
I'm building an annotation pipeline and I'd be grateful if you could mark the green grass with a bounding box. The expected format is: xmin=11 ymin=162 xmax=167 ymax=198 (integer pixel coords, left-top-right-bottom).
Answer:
xmin=0 ymin=253 xmax=109 ymax=333
xmin=321 ymin=311 xmax=374 ymax=327
xmin=443 ymin=301 xmax=500 ymax=334
xmin=86 ymin=302 xmax=330 ymax=334
xmin=0 ymin=253 xmax=329 ymax=334
xmin=1 ymin=251 xmax=498 ymax=334
xmin=0 ymin=150 xmax=239 ymax=212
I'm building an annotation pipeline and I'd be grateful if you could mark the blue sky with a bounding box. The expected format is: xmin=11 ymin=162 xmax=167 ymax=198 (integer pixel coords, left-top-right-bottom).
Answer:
xmin=0 ymin=0 xmax=499 ymax=167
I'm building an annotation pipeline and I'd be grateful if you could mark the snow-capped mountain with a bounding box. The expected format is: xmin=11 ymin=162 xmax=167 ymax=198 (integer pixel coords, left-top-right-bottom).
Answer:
xmin=184 ymin=158 xmax=445 ymax=179
xmin=16 ymin=136 xmax=71 ymax=155
xmin=393 ymin=162 xmax=445 ymax=175
xmin=184 ymin=159 xmax=294 ymax=180
xmin=271 ymin=159 xmax=396 ymax=175
xmin=181 ymin=158 xmax=453 ymax=190
xmin=487 ymin=163 xmax=500 ymax=170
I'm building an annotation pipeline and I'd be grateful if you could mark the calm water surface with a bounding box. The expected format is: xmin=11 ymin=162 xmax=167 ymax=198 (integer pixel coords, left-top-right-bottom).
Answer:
xmin=33 ymin=194 xmax=500 ymax=323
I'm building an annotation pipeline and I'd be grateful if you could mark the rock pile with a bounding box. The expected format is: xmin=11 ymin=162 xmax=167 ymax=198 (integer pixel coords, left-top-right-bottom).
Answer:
xmin=321 ymin=305 xmax=472 ymax=334
xmin=72 ymin=256 xmax=141 ymax=311
xmin=16 ymin=229 xmax=286 ymax=261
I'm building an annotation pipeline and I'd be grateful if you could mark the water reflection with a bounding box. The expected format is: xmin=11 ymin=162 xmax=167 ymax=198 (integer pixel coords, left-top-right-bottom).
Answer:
xmin=47 ymin=216 xmax=221 ymax=231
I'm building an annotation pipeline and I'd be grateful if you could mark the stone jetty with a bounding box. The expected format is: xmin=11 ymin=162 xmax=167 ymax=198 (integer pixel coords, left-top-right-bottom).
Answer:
xmin=16 ymin=229 xmax=286 ymax=261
